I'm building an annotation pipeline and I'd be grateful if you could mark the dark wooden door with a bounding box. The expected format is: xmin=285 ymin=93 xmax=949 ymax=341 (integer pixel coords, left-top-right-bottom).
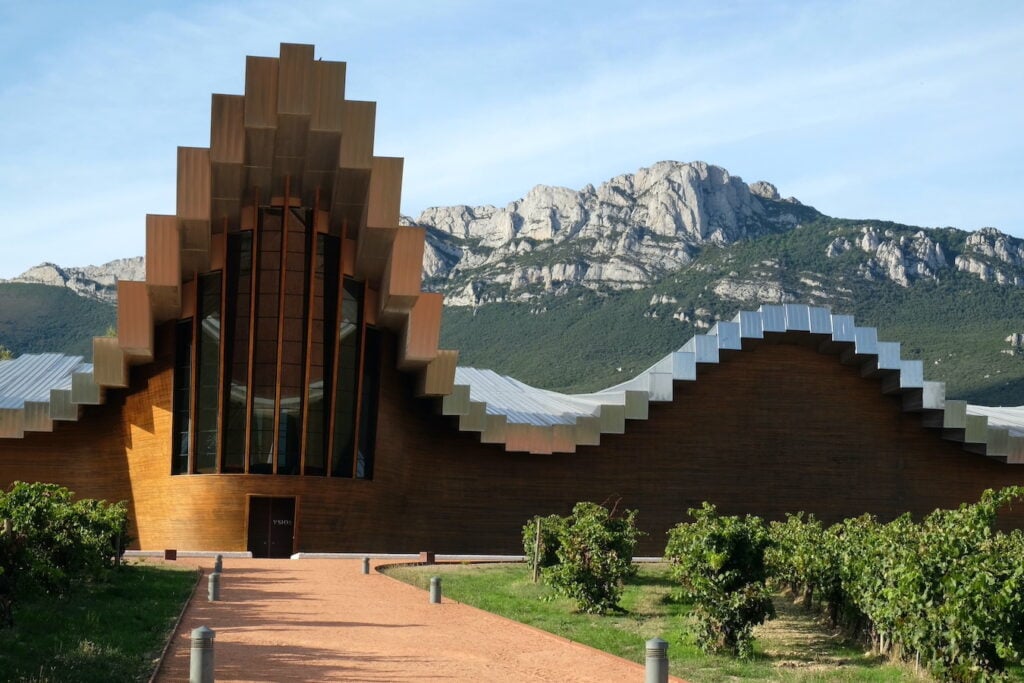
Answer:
xmin=247 ymin=497 xmax=296 ymax=558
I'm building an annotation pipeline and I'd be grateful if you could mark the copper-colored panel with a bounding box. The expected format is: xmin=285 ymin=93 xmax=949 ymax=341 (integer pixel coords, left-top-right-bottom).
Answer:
xmin=180 ymin=279 xmax=197 ymax=319
xmin=209 ymin=231 xmax=227 ymax=272
xmin=268 ymin=195 xmax=301 ymax=208
xmin=415 ymin=349 xmax=459 ymax=397
xmin=241 ymin=205 xmax=257 ymax=231
xmin=93 ymin=337 xmax=128 ymax=389
xmin=179 ymin=217 xmax=211 ymax=279
xmin=271 ymin=157 xmax=305 ymax=198
xmin=305 ymin=131 xmax=341 ymax=172
xmin=312 ymin=59 xmax=346 ymax=132
xmin=363 ymin=286 xmax=379 ymax=327
xmin=379 ymin=226 xmax=425 ymax=312
xmin=146 ymin=215 xmax=181 ymax=322
xmin=314 ymin=210 xmax=330 ymax=235
xmin=176 ymin=147 xmax=211 ymax=221
xmin=245 ymin=128 xmax=276 ymax=171
xmin=398 ymin=293 xmax=442 ymax=369
xmin=211 ymin=162 xmax=244 ymax=201
xmin=211 ymin=197 xmax=242 ymax=230
xmin=277 ymin=43 xmax=315 ymax=116
xmin=341 ymin=237 xmax=357 ymax=276
xmin=365 ymin=156 xmax=403 ymax=230
xmin=244 ymin=165 xmax=273 ymax=198
xmin=330 ymin=167 xmax=371 ymax=237
xmin=301 ymin=170 xmax=333 ymax=209
xmin=244 ymin=56 xmax=279 ymax=129
xmin=210 ymin=94 xmax=245 ymax=164
xmin=275 ymin=114 xmax=309 ymax=160
xmin=354 ymin=225 xmax=397 ymax=282
xmin=117 ymin=281 xmax=154 ymax=363
xmin=145 ymin=215 xmax=180 ymax=288
xmin=338 ymin=100 xmax=375 ymax=170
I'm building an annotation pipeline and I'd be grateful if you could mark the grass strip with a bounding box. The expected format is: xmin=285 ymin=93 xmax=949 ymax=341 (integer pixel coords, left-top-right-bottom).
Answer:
xmin=0 ymin=562 xmax=197 ymax=682
xmin=382 ymin=562 xmax=935 ymax=682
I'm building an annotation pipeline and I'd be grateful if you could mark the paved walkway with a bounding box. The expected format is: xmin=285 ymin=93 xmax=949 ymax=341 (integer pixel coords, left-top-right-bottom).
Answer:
xmin=155 ymin=558 xmax=681 ymax=682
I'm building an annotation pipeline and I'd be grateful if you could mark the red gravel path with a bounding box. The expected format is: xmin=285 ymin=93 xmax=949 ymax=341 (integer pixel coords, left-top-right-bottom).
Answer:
xmin=154 ymin=558 xmax=682 ymax=682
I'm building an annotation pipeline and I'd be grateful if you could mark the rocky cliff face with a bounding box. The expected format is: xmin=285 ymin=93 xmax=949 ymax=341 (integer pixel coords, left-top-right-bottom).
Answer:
xmin=1 ymin=257 xmax=145 ymax=304
xmin=413 ymin=161 xmax=811 ymax=306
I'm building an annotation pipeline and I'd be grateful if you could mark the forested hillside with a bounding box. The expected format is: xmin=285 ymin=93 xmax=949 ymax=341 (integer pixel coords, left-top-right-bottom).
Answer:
xmin=0 ymin=283 xmax=115 ymax=360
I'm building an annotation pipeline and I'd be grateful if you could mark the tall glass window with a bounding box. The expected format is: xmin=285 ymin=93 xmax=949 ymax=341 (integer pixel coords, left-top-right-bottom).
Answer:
xmin=331 ymin=278 xmax=363 ymax=477
xmin=221 ymin=233 xmax=252 ymax=473
xmin=357 ymin=326 xmax=381 ymax=480
xmin=276 ymin=208 xmax=310 ymax=476
xmin=249 ymin=208 xmax=283 ymax=474
xmin=194 ymin=272 xmax=222 ymax=474
xmin=304 ymin=235 xmax=339 ymax=475
xmin=171 ymin=320 xmax=193 ymax=475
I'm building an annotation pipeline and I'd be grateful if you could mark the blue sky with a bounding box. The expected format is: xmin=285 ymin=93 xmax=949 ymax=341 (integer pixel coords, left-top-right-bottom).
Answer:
xmin=1 ymin=0 xmax=1022 ymax=278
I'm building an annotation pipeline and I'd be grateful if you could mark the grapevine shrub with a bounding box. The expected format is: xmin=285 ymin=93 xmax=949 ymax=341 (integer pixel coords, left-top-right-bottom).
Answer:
xmin=664 ymin=502 xmax=774 ymax=658
xmin=522 ymin=513 xmax=564 ymax=574
xmin=764 ymin=487 xmax=1024 ymax=682
xmin=542 ymin=502 xmax=641 ymax=614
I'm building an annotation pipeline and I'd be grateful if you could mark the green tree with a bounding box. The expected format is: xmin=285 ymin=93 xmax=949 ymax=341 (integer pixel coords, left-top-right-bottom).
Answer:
xmin=0 ymin=344 xmax=13 ymax=360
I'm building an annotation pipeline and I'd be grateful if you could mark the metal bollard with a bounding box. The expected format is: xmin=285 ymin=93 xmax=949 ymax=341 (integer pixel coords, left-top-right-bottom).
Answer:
xmin=213 ymin=554 xmax=223 ymax=573
xmin=208 ymin=571 xmax=221 ymax=601
xmin=362 ymin=557 xmax=370 ymax=575
xmin=429 ymin=576 xmax=441 ymax=604
xmin=189 ymin=626 xmax=215 ymax=683
xmin=645 ymin=637 xmax=669 ymax=683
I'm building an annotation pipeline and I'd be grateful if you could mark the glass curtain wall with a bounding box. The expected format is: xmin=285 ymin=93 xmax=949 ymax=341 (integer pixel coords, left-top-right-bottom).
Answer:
xmin=171 ymin=203 xmax=378 ymax=478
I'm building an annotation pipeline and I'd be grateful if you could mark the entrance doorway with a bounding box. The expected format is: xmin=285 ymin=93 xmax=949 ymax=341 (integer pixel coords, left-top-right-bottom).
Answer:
xmin=246 ymin=496 xmax=296 ymax=558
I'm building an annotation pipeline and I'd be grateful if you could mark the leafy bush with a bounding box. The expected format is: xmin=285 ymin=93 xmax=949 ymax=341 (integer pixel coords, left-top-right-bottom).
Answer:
xmin=0 ymin=482 xmax=129 ymax=627
xmin=543 ymin=502 xmax=641 ymax=614
xmin=665 ymin=502 xmax=774 ymax=658
xmin=522 ymin=513 xmax=564 ymax=574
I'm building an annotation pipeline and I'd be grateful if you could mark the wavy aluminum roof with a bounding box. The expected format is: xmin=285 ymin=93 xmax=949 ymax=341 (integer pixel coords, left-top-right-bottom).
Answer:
xmin=0 ymin=353 xmax=92 ymax=437
xmin=3 ymin=303 xmax=1024 ymax=463
xmin=442 ymin=303 xmax=1024 ymax=460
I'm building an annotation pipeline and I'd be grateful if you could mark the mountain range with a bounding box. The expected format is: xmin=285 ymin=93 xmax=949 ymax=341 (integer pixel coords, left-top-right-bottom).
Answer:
xmin=4 ymin=160 xmax=1024 ymax=404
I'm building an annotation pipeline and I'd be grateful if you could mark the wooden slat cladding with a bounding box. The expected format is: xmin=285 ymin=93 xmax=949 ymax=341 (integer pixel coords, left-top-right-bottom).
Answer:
xmin=3 ymin=334 xmax=1023 ymax=556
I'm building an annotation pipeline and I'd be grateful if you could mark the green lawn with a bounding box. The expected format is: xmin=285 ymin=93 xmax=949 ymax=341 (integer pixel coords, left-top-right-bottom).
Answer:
xmin=382 ymin=563 xmax=929 ymax=682
xmin=0 ymin=562 xmax=198 ymax=682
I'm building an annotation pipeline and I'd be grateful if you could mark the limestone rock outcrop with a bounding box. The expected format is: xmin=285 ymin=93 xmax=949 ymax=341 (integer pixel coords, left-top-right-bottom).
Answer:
xmin=2 ymin=257 xmax=145 ymax=304
xmin=416 ymin=160 xmax=808 ymax=306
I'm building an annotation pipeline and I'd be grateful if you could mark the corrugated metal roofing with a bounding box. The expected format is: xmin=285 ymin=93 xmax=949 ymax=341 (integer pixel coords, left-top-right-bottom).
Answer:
xmin=0 ymin=354 xmax=86 ymax=408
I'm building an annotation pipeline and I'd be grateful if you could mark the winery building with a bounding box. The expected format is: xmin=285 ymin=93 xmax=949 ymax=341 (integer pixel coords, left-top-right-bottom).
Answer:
xmin=1 ymin=44 xmax=1023 ymax=557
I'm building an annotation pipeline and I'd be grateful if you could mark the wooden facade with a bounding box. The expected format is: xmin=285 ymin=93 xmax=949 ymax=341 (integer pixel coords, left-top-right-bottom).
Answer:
xmin=2 ymin=325 xmax=1023 ymax=556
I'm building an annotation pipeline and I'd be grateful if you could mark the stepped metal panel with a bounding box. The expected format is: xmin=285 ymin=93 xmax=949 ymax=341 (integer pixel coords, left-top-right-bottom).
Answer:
xmin=733 ymin=310 xmax=763 ymax=339
xmin=759 ymin=305 xmax=786 ymax=332
xmin=784 ymin=304 xmax=811 ymax=331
